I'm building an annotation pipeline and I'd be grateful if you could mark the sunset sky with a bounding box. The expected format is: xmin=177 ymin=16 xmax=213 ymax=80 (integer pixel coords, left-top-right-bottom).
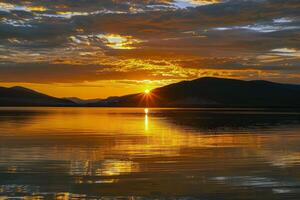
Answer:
xmin=0 ymin=0 xmax=299 ymax=99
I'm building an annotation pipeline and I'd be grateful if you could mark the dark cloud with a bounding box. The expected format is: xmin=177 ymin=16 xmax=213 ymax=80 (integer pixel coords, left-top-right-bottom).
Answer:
xmin=0 ymin=62 xmax=180 ymax=83
xmin=0 ymin=0 xmax=299 ymax=84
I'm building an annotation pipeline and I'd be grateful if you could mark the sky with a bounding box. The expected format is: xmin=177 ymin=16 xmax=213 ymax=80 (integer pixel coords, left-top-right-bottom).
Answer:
xmin=0 ymin=0 xmax=299 ymax=99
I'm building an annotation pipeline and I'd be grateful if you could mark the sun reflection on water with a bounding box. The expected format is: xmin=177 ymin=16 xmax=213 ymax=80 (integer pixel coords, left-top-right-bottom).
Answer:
xmin=144 ymin=108 xmax=149 ymax=114
xmin=1 ymin=108 xmax=300 ymax=198
xmin=144 ymin=108 xmax=149 ymax=131
xmin=97 ymin=159 xmax=139 ymax=176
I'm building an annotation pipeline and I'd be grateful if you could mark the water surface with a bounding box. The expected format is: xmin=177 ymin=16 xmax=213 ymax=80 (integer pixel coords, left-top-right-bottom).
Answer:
xmin=0 ymin=107 xmax=300 ymax=199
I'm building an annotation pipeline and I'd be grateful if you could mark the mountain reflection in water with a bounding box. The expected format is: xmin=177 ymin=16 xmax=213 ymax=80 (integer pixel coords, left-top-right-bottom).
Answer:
xmin=0 ymin=107 xmax=300 ymax=199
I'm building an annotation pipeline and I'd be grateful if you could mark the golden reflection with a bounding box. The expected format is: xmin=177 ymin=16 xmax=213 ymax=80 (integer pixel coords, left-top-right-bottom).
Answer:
xmin=0 ymin=108 xmax=292 ymax=157
xmin=70 ymin=160 xmax=93 ymax=176
xmin=55 ymin=193 xmax=70 ymax=200
xmin=144 ymin=108 xmax=149 ymax=131
xmin=96 ymin=160 xmax=139 ymax=176
xmin=7 ymin=166 xmax=17 ymax=173
xmin=1 ymin=108 xmax=300 ymax=178
xmin=24 ymin=196 xmax=44 ymax=200
xmin=144 ymin=108 xmax=149 ymax=114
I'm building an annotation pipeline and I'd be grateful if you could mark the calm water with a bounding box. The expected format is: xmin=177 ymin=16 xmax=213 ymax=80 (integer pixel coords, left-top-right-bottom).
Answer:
xmin=1 ymin=107 xmax=300 ymax=199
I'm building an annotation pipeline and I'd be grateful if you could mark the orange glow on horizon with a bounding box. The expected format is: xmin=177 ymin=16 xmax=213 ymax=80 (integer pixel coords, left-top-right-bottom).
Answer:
xmin=0 ymin=80 xmax=165 ymax=99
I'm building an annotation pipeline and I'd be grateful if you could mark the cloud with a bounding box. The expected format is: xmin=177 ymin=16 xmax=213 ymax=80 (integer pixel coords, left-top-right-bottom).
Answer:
xmin=0 ymin=0 xmax=300 ymax=86
xmin=0 ymin=62 xmax=187 ymax=83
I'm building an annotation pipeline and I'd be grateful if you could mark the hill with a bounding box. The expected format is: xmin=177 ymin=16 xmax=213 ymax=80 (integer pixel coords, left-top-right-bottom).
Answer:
xmin=1 ymin=77 xmax=300 ymax=107
xmin=91 ymin=77 xmax=300 ymax=107
xmin=0 ymin=86 xmax=75 ymax=106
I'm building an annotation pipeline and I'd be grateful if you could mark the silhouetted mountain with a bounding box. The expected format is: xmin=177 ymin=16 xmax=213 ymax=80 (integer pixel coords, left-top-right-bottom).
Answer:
xmin=65 ymin=97 xmax=103 ymax=105
xmin=2 ymin=77 xmax=300 ymax=107
xmin=0 ymin=86 xmax=75 ymax=106
xmin=91 ymin=77 xmax=300 ymax=107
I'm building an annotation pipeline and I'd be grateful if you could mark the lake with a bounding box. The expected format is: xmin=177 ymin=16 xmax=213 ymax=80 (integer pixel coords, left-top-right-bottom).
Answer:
xmin=0 ymin=107 xmax=300 ymax=199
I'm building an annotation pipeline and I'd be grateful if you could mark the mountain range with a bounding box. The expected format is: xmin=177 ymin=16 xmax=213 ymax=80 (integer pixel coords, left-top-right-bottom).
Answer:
xmin=1 ymin=77 xmax=300 ymax=107
xmin=0 ymin=86 xmax=75 ymax=106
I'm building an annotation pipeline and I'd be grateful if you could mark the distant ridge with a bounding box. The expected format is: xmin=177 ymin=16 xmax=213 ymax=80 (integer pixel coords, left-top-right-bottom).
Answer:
xmin=64 ymin=97 xmax=103 ymax=105
xmin=0 ymin=86 xmax=75 ymax=106
xmin=1 ymin=77 xmax=300 ymax=107
xmin=89 ymin=77 xmax=300 ymax=107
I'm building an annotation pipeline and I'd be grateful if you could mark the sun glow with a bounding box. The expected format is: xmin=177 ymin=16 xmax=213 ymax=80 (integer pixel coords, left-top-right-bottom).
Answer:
xmin=97 ymin=34 xmax=143 ymax=49
xmin=28 ymin=6 xmax=47 ymax=11
xmin=144 ymin=89 xmax=150 ymax=94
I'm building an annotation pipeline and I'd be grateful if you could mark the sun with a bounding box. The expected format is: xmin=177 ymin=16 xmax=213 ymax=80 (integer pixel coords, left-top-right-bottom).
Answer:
xmin=144 ymin=89 xmax=150 ymax=94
